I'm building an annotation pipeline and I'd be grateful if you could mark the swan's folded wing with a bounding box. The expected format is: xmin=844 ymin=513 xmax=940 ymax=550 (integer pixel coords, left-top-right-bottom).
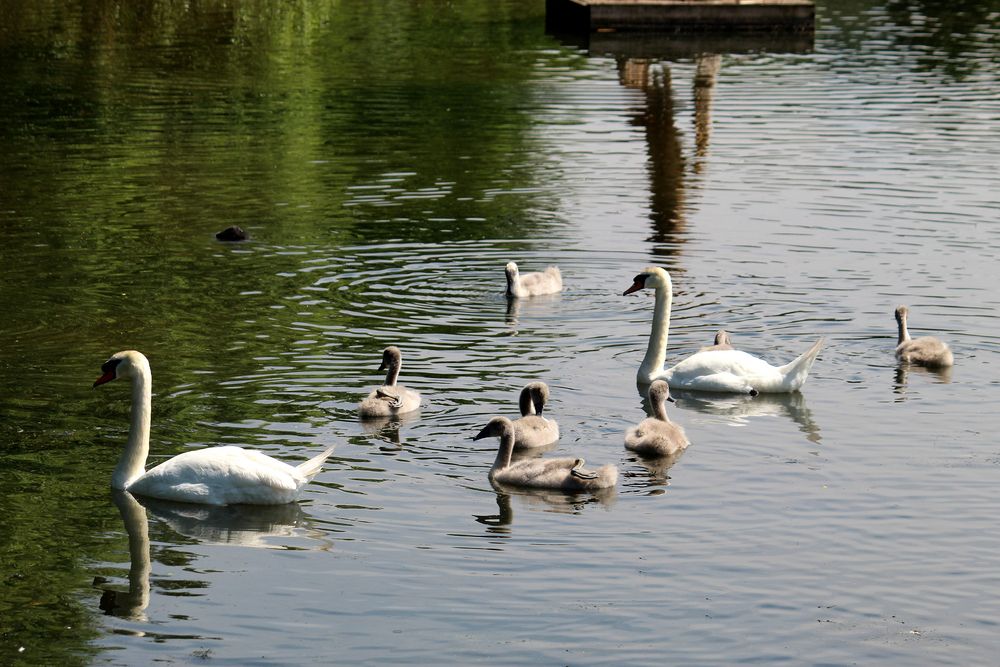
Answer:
xmin=137 ymin=446 xmax=300 ymax=505
xmin=513 ymin=456 xmax=579 ymax=482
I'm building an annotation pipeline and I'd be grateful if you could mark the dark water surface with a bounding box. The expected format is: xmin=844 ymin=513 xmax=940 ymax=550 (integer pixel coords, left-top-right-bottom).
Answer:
xmin=2 ymin=1 xmax=999 ymax=664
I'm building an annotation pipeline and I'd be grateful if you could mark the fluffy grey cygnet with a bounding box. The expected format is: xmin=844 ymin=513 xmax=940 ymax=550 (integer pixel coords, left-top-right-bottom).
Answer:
xmin=505 ymin=261 xmax=562 ymax=298
xmin=475 ymin=416 xmax=617 ymax=491
xmin=512 ymin=382 xmax=560 ymax=449
xmin=894 ymin=306 xmax=953 ymax=367
xmin=358 ymin=346 xmax=422 ymax=417
xmin=699 ymin=329 xmax=734 ymax=352
xmin=624 ymin=380 xmax=689 ymax=458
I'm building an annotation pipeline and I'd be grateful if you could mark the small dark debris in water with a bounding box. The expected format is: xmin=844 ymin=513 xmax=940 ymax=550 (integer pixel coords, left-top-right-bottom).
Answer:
xmin=216 ymin=226 xmax=248 ymax=242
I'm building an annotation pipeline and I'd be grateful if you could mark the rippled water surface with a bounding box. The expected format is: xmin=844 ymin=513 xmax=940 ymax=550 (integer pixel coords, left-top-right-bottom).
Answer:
xmin=2 ymin=1 xmax=999 ymax=664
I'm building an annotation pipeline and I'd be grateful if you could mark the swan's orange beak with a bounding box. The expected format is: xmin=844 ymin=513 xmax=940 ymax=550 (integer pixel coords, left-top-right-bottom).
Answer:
xmin=93 ymin=371 xmax=116 ymax=388
xmin=623 ymin=279 xmax=644 ymax=296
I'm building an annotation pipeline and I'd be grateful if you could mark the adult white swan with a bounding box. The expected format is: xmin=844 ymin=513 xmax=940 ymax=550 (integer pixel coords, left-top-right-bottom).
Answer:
xmin=623 ymin=267 xmax=824 ymax=394
xmin=94 ymin=351 xmax=336 ymax=506
xmin=474 ymin=416 xmax=617 ymax=491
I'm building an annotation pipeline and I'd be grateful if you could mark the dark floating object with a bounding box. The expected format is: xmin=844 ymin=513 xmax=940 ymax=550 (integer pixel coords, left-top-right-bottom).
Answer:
xmin=215 ymin=226 xmax=248 ymax=242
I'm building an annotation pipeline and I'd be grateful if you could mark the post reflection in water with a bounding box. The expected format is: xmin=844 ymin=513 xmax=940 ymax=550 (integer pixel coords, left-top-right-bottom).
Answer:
xmin=616 ymin=51 xmax=722 ymax=252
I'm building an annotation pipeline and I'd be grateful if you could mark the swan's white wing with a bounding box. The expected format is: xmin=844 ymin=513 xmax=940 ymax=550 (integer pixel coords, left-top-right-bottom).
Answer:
xmin=129 ymin=446 xmax=302 ymax=506
xmin=664 ymin=350 xmax=780 ymax=392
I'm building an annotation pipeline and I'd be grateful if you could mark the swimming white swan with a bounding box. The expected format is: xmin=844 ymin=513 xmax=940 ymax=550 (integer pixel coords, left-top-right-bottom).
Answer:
xmin=358 ymin=346 xmax=421 ymax=417
xmin=625 ymin=380 xmax=689 ymax=457
xmin=623 ymin=267 xmax=824 ymax=394
xmin=474 ymin=416 xmax=618 ymax=491
xmin=94 ymin=351 xmax=336 ymax=506
xmin=700 ymin=329 xmax=734 ymax=352
xmin=512 ymin=382 xmax=560 ymax=449
xmin=505 ymin=261 xmax=562 ymax=298
xmin=895 ymin=306 xmax=953 ymax=367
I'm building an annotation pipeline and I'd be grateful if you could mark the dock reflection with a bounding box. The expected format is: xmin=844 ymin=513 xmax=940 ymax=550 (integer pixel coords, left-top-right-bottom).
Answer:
xmin=550 ymin=27 xmax=812 ymax=253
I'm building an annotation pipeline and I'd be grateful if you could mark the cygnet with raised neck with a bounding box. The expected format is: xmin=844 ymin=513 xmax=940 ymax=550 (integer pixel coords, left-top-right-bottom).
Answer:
xmin=505 ymin=261 xmax=562 ymax=298
xmin=359 ymin=346 xmax=422 ymax=417
xmin=700 ymin=329 xmax=734 ymax=352
xmin=894 ymin=306 xmax=953 ymax=367
xmin=625 ymin=380 xmax=689 ymax=457
xmin=511 ymin=382 xmax=560 ymax=449
xmin=475 ymin=416 xmax=617 ymax=491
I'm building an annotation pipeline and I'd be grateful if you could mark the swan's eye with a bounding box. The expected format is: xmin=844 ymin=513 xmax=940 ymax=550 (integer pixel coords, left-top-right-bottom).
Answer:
xmin=101 ymin=358 xmax=123 ymax=376
xmin=633 ymin=273 xmax=648 ymax=285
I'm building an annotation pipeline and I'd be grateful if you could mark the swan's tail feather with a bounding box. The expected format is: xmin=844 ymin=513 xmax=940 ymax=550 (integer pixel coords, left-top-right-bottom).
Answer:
xmin=297 ymin=444 xmax=337 ymax=481
xmin=776 ymin=338 xmax=825 ymax=391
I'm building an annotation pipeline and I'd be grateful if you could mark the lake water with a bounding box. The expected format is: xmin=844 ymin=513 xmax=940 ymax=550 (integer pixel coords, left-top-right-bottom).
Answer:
xmin=1 ymin=1 xmax=999 ymax=664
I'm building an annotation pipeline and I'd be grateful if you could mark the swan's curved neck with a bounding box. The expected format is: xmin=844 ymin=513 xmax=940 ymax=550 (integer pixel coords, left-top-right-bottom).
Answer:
xmin=640 ymin=281 xmax=672 ymax=379
xmin=896 ymin=313 xmax=910 ymax=345
xmin=384 ymin=359 xmax=401 ymax=387
xmin=113 ymin=368 xmax=151 ymax=490
xmin=492 ymin=425 xmax=515 ymax=472
xmin=652 ymin=398 xmax=670 ymax=422
xmin=519 ymin=387 xmax=535 ymax=416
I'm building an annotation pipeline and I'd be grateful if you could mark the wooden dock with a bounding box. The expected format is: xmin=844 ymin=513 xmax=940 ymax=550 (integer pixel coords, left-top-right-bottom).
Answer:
xmin=546 ymin=0 xmax=815 ymax=34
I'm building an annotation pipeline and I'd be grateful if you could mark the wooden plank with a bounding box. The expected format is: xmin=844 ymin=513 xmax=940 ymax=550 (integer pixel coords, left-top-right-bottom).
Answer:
xmin=546 ymin=0 xmax=815 ymax=33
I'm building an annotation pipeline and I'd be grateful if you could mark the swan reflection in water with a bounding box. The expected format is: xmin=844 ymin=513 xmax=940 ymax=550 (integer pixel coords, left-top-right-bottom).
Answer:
xmin=94 ymin=491 xmax=152 ymax=621
xmin=137 ymin=496 xmax=324 ymax=549
xmin=94 ymin=489 xmax=328 ymax=620
xmin=474 ymin=485 xmax=616 ymax=531
xmin=649 ymin=384 xmax=822 ymax=445
xmin=893 ymin=362 xmax=953 ymax=401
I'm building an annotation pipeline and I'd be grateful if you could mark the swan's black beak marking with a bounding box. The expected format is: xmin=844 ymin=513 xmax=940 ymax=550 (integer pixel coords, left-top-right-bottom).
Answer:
xmin=93 ymin=358 xmax=121 ymax=388
xmin=623 ymin=273 xmax=648 ymax=296
xmin=666 ymin=395 xmax=676 ymax=403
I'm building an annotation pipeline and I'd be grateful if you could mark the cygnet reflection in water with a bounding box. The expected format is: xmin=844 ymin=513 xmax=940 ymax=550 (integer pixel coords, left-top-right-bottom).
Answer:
xmin=505 ymin=291 xmax=561 ymax=328
xmin=893 ymin=363 xmax=953 ymax=401
xmin=627 ymin=447 xmax=688 ymax=488
xmin=474 ymin=485 xmax=617 ymax=529
xmin=360 ymin=410 xmax=420 ymax=449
